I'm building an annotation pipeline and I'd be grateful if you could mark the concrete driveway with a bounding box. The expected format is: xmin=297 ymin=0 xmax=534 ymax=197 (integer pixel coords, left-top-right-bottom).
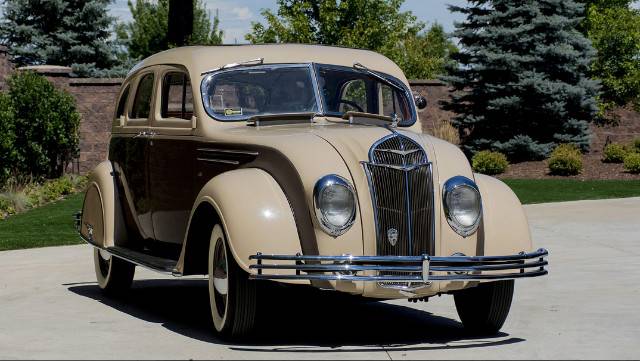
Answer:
xmin=1 ymin=197 xmax=639 ymax=359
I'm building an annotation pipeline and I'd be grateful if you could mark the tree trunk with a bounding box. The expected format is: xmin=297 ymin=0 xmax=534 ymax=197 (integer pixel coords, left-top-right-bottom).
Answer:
xmin=168 ymin=0 xmax=194 ymax=47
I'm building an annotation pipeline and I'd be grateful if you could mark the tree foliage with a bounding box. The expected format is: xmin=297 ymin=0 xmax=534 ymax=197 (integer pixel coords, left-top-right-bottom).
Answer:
xmin=443 ymin=0 xmax=600 ymax=161
xmin=0 ymin=94 xmax=16 ymax=184
xmin=1 ymin=72 xmax=80 ymax=180
xmin=116 ymin=0 xmax=224 ymax=60
xmin=582 ymin=1 xmax=640 ymax=110
xmin=0 ymin=0 xmax=122 ymax=77
xmin=245 ymin=0 xmax=457 ymax=79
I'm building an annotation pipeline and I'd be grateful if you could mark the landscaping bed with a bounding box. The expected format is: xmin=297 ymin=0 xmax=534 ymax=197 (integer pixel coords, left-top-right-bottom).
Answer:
xmin=499 ymin=154 xmax=640 ymax=180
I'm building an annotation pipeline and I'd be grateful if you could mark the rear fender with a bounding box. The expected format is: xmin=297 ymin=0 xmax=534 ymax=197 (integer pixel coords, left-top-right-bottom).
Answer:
xmin=80 ymin=161 xmax=126 ymax=248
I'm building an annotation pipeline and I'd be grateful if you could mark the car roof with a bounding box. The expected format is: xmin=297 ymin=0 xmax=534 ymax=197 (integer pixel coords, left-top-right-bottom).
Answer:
xmin=128 ymin=44 xmax=408 ymax=84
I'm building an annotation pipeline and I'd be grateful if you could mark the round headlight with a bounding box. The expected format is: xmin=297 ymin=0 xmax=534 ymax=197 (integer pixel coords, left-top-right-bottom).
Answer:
xmin=443 ymin=176 xmax=482 ymax=237
xmin=313 ymin=175 xmax=357 ymax=236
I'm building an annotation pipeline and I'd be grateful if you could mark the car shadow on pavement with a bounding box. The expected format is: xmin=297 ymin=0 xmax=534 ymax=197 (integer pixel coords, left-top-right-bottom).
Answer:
xmin=67 ymin=278 xmax=524 ymax=352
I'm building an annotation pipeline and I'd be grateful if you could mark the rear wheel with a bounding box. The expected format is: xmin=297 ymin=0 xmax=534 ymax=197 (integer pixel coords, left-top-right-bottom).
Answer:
xmin=208 ymin=224 xmax=257 ymax=338
xmin=453 ymin=280 xmax=514 ymax=335
xmin=93 ymin=248 xmax=135 ymax=295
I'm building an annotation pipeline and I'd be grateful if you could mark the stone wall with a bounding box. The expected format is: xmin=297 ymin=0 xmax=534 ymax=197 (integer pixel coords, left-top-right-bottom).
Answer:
xmin=409 ymin=79 xmax=454 ymax=135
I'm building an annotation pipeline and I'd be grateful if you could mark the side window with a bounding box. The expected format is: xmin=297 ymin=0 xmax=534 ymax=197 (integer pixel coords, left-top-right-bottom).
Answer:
xmin=340 ymin=79 xmax=368 ymax=113
xmin=116 ymin=85 xmax=130 ymax=118
xmin=129 ymin=73 xmax=155 ymax=119
xmin=161 ymin=72 xmax=193 ymax=120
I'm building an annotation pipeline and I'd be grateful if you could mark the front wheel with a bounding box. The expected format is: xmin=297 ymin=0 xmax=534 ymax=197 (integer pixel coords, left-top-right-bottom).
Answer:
xmin=93 ymin=248 xmax=135 ymax=295
xmin=208 ymin=224 xmax=257 ymax=338
xmin=453 ymin=280 xmax=514 ymax=335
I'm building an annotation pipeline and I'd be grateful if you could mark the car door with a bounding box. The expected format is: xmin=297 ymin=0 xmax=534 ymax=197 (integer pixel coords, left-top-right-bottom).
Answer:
xmin=109 ymin=70 xmax=155 ymax=245
xmin=147 ymin=67 xmax=197 ymax=256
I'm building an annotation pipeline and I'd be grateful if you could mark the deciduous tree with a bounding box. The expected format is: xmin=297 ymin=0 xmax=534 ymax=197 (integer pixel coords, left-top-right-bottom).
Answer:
xmin=117 ymin=0 xmax=224 ymax=60
xmin=246 ymin=0 xmax=457 ymax=79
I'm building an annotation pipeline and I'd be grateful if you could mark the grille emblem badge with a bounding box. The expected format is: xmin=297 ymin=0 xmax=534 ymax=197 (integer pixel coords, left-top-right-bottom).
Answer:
xmin=387 ymin=228 xmax=399 ymax=246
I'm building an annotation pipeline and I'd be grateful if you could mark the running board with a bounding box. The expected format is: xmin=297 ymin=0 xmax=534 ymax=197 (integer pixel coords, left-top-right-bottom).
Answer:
xmin=106 ymin=246 xmax=179 ymax=275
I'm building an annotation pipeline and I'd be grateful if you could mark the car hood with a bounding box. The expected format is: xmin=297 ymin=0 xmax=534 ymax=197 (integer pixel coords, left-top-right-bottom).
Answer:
xmin=217 ymin=121 xmax=440 ymax=179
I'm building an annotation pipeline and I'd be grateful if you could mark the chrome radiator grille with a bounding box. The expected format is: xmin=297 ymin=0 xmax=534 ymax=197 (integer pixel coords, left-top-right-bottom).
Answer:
xmin=363 ymin=133 xmax=435 ymax=270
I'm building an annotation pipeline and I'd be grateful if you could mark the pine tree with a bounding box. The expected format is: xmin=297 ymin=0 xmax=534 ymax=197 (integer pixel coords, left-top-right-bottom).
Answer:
xmin=0 ymin=0 xmax=123 ymax=77
xmin=443 ymin=0 xmax=600 ymax=161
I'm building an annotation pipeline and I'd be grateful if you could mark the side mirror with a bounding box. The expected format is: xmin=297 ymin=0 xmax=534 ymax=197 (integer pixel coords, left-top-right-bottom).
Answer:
xmin=413 ymin=93 xmax=427 ymax=110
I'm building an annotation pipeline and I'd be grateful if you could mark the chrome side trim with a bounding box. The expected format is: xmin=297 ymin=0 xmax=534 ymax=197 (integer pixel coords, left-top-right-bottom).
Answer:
xmin=196 ymin=158 xmax=240 ymax=165
xmin=196 ymin=148 xmax=260 ymax=156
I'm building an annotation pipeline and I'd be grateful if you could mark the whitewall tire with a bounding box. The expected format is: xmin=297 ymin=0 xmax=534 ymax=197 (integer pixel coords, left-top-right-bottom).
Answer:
xmin=208 ymin=224 xmax=257 ymax=338
xmin=93 ymin=248 xmax=135 ymax=295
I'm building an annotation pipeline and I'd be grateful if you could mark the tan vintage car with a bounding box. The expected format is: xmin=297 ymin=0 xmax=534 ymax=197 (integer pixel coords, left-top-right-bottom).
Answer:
xmin=76 ymin=44 xmax=548 ymax=338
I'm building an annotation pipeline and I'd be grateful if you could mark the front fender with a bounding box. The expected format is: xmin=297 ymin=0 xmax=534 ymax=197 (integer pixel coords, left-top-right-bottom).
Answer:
xmin=475 ymin=174 xmax=533 ymax=255
xmin=182 ymin=168 xmax=303 ymax=278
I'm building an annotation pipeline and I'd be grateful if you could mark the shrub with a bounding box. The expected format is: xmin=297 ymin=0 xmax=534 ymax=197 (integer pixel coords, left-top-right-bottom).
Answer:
xmin=7 ymin=71 xmax=80 ymax=180
xmin=548 ymin=144 xmax=583 ymax=176
xmin=624 ymin=153 xmax=640 ymax=174
xmin=432 ymin=120 xmax=460 ymax=145
xmin=0 ymin=94 xmax=16 ymax=185
xmin=472 ymin=150 xmax=509 ymax=175
xmin=633 ymin=138 xmax=640 ymax=153
xmin=0 ymin=195 xmax=16 ymax=218
xmin=602 ymin=143 xmax=628 ymax=163
xmin=69 ymin=175 xmax=88 ymax=192
xmin=40 ymin=177 xmax=74 ymax=202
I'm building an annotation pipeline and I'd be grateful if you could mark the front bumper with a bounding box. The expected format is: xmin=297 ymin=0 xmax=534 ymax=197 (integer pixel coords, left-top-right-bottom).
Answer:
xmin=249 ymin=248 xmax=548 ymax=282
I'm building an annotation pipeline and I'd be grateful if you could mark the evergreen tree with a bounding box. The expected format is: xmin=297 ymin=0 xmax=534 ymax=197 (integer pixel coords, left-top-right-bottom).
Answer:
xmin=246 ymin=0 xmax=457 ymax=79
xmin=116 ymin=0 xmax=224 ymax=60
xmin=443 ymin=0 xmax=600 ymax=161
xmin=0 ymin=0 xmax=122 ymax=77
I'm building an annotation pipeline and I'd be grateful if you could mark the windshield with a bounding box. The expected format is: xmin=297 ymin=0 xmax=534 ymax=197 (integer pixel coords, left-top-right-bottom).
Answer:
xmin=201 ymin=65 xmax=318 ymax=121
xmin=315 ymin=64 xmax=413 ymax=123
xmin=200 ymin=63 xmax=415 ymax=125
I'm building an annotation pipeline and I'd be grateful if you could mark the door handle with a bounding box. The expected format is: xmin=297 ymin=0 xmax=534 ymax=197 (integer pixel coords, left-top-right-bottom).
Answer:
xmin=133 ymin=131 xmax=147 ymax=138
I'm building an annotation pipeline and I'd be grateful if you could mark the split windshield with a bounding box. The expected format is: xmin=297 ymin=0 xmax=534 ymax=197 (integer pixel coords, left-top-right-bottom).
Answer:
xmin=200 ymin=64 xmax=414 ymax=125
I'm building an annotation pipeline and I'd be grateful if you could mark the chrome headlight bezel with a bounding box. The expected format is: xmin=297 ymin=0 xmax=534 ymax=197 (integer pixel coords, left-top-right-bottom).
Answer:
xmin=313 ymin=174 xmax=357 ymax=237
xmin=443 ymin=176 xmax=482 ymax=237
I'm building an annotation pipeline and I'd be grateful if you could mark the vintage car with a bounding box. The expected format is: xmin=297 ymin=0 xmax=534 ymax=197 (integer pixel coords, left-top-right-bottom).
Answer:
xmin=76 ymin=44 xmax=548 ymax=338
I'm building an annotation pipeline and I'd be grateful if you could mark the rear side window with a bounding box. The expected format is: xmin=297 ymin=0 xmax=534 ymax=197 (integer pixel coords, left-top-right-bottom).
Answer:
xmin=161 ymin=72 xmax=193 ymax=120
xmin=116 ymin=85 xmax=130 ymax=118
xmin=129 ymin=73 xmax=155 ymax=119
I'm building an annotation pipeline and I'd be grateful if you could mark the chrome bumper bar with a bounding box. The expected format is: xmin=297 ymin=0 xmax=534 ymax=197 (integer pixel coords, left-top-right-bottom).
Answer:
xmin=249 ymin=248 xmax=548 ymax=282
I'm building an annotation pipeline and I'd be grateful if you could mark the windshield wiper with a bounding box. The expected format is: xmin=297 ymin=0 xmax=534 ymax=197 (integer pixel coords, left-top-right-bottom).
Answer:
xmin=353 ymin=62 xmax=405 ymax=93
xmin=201 ymin=58 xmax=264 ymax=75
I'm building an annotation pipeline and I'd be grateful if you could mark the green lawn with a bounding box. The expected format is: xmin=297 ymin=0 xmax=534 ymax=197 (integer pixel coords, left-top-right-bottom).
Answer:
xmin=0 ymin=193 xmax=84 ymax=251
xmin=1 ymin=179 xmax=640 ymax=251
xmin=503 ymin=179 xmax=640 ymax=204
